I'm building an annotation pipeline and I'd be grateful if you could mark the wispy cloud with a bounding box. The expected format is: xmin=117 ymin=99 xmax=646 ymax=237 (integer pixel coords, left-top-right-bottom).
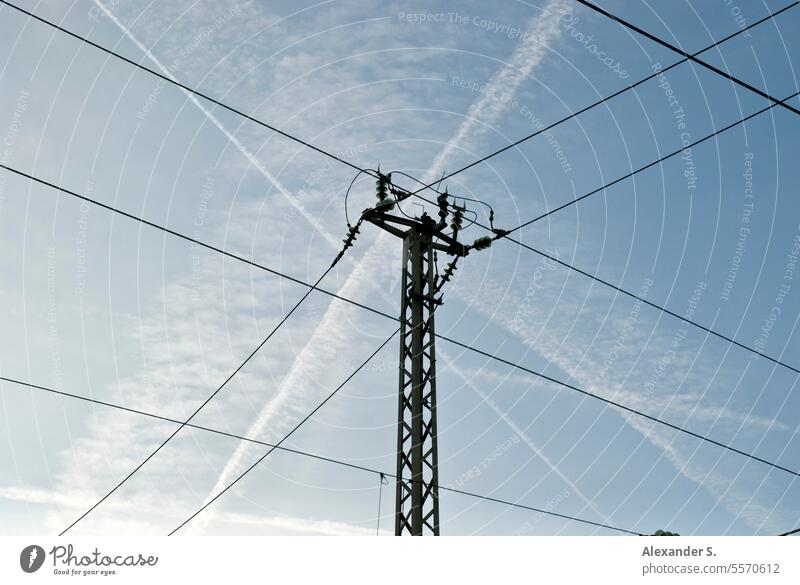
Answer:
xmin=188 ymin=0 xmax=571 ymax=534
xmin=456 ymin=250 xmax=798 ymax=533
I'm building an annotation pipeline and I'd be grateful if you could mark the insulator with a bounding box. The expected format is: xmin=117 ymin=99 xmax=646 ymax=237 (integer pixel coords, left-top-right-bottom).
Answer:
xmin=375 ymin=173 xmax=389 ymax=201
xmin=440 ymin=259 xmax=458 ymax=284
xmin=341 ymin=222 xmax=360 ymax=251
xmin=375 ymin=198 xmax=395 ymax=212
xmin=437 ymin=192 xmax=449 ymax=222
xmin=450 ymin=206 xmax=464 ymax=231
xmin=472 ymin=236 xmax=492 ymax=251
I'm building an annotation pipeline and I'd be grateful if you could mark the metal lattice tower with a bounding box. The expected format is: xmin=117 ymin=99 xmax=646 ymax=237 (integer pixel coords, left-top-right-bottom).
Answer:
xmin=395 ymin=225 xmax=439 ymax=535
xmin=362 ymin=182 xmax=472 ymax=535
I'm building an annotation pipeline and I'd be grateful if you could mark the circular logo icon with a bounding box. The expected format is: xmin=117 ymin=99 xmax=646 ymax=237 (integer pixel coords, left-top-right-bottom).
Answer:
xmin=20 ymin=545 xmax=45 ymax=573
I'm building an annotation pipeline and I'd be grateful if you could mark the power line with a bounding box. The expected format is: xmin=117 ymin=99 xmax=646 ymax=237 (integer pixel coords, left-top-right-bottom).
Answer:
xmin=59 ymin=221 xmax=363 ymax=535
xmin=4 ymin=160 xmax=797 ymax=484
xmin=0 ymin=0 xmax=376 ymax=179
xmin=507 ymin=241 xmax=800 ymax=377
xmin=416 ymin=92 xmax=800 ymax=379
xmin=7 ymin=0 xmax=797 ymax=380
xmin=0 ymin=161 xmax=396 ymax=324
xmin=502 ymin=91 xmax=800 ymax=234
xmin=170 ymin=244 xmax=464 ymax=536
xmin=0 ymin=374 xmax=382 ymax=477
xmin=572 ymin=0 xmax=800 ymax=116
xmin=5 ymin=0 xmax=796 ymax=358
xmin=378 ymin=9 xmax=800 ymax=381
xmin=0 ymin=373 xmax=641 ymax=535
xmin=397 ymin=1 xmax=797 ymax=197
xmin=168 ymin=330 xmax=399 ymax=535
xmin=4 ymin=0 xmax=795 ymax=534
xmin=436 ymin=334 xmax=800 ymax=480
xmin=11 ymin=84 xmax=792 ymax=390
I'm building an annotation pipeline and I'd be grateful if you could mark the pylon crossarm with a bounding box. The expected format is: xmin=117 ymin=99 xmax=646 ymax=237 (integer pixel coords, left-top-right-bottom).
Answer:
xmin=362 ymin=208 xmax=469 ymax=257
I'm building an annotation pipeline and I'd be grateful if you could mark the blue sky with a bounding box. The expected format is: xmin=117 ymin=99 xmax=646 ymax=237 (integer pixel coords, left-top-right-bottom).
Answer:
xmin=0 ymin=0 xmax=798 ymax=535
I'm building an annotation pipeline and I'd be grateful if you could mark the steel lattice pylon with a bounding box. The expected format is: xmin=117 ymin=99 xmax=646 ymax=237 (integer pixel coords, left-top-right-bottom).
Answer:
xmin=362 ymin=196 xmax=469 ymax=536
xmin=395 ymin=227 xmax=440 ymax=535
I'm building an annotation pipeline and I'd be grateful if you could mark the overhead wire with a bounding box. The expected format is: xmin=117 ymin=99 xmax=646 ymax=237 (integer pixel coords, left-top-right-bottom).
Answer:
xmin=3 ymin=160 xmax=798 ymax=486
xmin=500 ymin=90 xmax=800 ymax=235
xmin=169 ymin=247 xmax=468 ymax=534
xmin=376 ymin=473 xmax=388 ymax=535
xmin=2 ymin=0 xmax=797 ymax=531
xmin=59 ymin=218 xmax=365 ymax=535
xmin=0 ymin=374 xmax=642 ymax=535
xmin=0 ymin=0 xmax=378 ymax=179
xmin=168 ymin=329 xmax=400 ymax=535
xmin=571 ymin=0 xmax=800 ymax=117
xmin=417 ymin=90 xmax=800 ymax=377
xmin=4 ymin=0 xmax=797 ymax=378
xmin=343 ymin=169 xmax=375 ymax=227
xmin=393 ymin=2 xmax=799 ymax=198
xmin=437 ymin=334 xmax=800 ymax=480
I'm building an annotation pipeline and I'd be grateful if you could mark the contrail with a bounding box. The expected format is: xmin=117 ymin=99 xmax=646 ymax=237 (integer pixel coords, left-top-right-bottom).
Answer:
xmin=439 ymin=348 xmax=612 ymax=525
xmin=190 ymin=0 xmax=570 ymax=533
xmin=93 ymin=0 xmax=344 ymax=250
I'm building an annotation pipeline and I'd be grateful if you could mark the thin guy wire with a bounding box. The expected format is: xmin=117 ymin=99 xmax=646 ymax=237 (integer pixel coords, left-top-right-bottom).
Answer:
xmin=376 ymin=473 xmax=386 ymax=536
